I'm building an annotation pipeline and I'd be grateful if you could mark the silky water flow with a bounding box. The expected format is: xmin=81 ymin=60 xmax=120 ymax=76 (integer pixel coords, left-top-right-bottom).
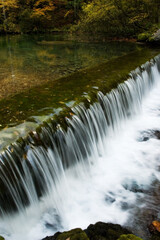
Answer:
xmin=0 ymin=55 xmax=160 ymax=240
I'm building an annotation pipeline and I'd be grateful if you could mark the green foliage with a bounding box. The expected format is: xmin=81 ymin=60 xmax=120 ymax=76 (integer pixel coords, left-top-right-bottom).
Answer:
xmin=0 ymin=0 xmax=159 ymax=36
xmin=74 ymin=0 xmax=160 ymax=38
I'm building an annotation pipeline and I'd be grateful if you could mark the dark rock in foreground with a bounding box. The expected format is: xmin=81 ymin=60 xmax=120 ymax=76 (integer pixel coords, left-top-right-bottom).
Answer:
xmin=85 ymin=222 xmax=131 ymax=240
xmin=42 ymin=220 xmax=160 ymax=240
xmin=42 ymin=222 xmax=132 ymax=240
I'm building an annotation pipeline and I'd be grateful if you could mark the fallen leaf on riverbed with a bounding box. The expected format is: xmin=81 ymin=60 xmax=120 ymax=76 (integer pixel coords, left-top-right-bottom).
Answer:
xmin=152 ymin=221 xmax=160 ymax=232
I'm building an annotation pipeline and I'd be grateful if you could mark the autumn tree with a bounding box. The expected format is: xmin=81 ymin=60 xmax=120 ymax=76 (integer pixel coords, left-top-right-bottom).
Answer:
xmin=75 ymin=0 xmax=160 ymax=37
xmin=0 ymin=0 xmax=77 ymax=33
xmin=0 ymin=0 xmax=19 ymax=32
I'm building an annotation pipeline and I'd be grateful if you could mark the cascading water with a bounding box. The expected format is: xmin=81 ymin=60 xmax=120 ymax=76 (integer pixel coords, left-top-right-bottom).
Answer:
xmin=0 ymin=55 xmax=160 ymax=240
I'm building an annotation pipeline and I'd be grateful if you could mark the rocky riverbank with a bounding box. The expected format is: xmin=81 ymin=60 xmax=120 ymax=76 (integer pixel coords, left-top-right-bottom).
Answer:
xmin=138 ymin=29 xmax=160 ymax=45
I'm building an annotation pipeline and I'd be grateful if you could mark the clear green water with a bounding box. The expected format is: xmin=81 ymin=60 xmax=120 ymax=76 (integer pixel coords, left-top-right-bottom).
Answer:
xmin=0 ymin=33 xmax=159 ymax=151
xmin=0 ymin=34 xmax=140 ymax=94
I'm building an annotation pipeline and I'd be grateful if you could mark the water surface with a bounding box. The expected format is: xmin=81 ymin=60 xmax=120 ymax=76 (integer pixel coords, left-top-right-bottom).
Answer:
xmin=0 ymin=34 xmax=139 ymax=99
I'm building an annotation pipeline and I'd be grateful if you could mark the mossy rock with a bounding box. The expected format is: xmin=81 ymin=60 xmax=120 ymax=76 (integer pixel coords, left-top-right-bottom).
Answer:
xmin=85 ymin=222 xmax=132 ymax=240
xmin=137 ymin=33 xmax=150 ymax=42
xmin=42 ymin=229 xmax=89 ymax=240
xmin=57 ymin=228 xmax=89 ymax=240
xmin=118 ymin=234 xmax=143 ymax=240
xmin=148 ymin=29 xmax=160 ymax=44
xmin=148 ymin=36 xmax=155 ymax=43
xmin=0 ymin=236 xmax=5 ymax=240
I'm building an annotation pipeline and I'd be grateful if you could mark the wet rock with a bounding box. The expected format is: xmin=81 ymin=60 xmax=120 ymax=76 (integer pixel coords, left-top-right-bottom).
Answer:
xmin=105 ymin=195 xmax=116 ymax=204
xmin=137 ymin=130 xmax=160 ymax=142
xmin=149 ymin=30 xmax=160 ymax=44
xmin=128 ymin=182 xmax=160 ymax=239
xmin=42 ymin=229 xmax=89 ymax=240
xmin=149 ymin=236 xmax=160 ymax=240
xmin=154 ymin=131 xmax=160 ymax=140
xmin=85 ymin=222 xmax=132 ymax=240
xmin=118 ymin=234 xmax=143 ymax=240
xmin=137 ymin=130 xmax=151 ymax=142
xmin=121 ymin=202 xmax=130 ymax=211
xmin=148 ymin=221 xmax=160 ymax=240
xmin=123 ymin=181 xmax=144 ymax=193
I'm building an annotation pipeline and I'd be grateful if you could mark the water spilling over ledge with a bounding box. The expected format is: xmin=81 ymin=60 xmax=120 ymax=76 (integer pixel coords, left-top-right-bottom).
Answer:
xmin=0 ymin=55 xmax=160 ymax=240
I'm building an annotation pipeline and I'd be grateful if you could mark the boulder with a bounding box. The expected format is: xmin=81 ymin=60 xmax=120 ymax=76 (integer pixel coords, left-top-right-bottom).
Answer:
xmin=42 ymin=222 xmax=133 ymax=240
xmin=149 ymin=29 xmax=160 ymax=44
xmin=85 ymin=222 xmax=132 ymax=240
xmin=138 ymin=33 xmax=151 ymax=42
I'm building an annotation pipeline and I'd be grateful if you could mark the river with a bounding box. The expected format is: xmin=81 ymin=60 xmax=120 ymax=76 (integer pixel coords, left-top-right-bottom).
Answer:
xmin=0 ymin=34 xmax=160 ymax=240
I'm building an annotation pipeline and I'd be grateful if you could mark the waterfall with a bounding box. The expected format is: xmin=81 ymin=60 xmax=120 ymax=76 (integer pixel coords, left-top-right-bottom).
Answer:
xmin=0 ymin=55 xmax=160 ymax=240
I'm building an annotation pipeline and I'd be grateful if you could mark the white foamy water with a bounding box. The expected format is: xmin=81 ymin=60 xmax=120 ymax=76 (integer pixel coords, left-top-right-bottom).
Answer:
xmin=0 ymin=57 xmax=160 ymax=240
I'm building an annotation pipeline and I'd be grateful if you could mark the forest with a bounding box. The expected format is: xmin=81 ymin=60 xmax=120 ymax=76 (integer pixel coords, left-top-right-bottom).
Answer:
xmin=0 ymin=0 xmax=160 ymax=38
xmin=0 ymin=0 xmax=86 ymax=33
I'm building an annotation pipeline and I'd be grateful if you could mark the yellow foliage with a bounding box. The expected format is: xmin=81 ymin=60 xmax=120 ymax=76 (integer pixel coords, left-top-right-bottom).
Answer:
xmin=129 ymin=13 xmax=149 ymax=23
xmin=64 ymin=10 xmax=73 ymax=18
xmin=0 ymin=0 xmax=18 ymax=9
xmin=32 ymin=0 xmax=56 ymax=19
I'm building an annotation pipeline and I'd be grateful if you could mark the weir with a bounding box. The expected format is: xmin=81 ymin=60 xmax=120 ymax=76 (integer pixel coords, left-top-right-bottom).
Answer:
xmin=0 ymin=55 xmax=160 ymax=240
